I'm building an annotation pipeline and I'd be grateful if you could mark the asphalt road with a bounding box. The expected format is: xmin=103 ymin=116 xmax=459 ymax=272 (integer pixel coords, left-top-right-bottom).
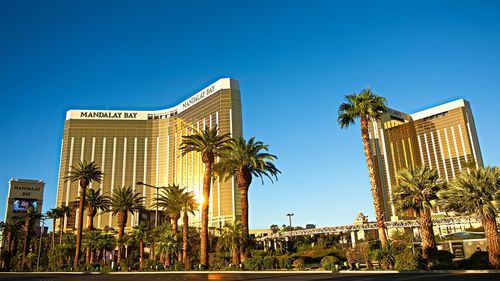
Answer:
xmin=0 ymin=273 xmax=499 ymax=281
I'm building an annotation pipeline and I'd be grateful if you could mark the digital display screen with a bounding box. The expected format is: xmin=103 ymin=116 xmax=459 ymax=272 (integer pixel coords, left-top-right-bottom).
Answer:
xmin=13 ymin=199 xmax=38 ymax=213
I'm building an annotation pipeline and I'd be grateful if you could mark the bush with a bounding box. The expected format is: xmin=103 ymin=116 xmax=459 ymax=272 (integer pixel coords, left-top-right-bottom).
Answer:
xmin=262 ymin=256 xmax=277 ymax=270
xmin=209 ymin=255 xmax=229 ymax=270
xmin=243 ymin=256 xmax=263 ymax=271
xmin=277 ymin=255 xmax=292 ymax=269
xmin=428 ymin=250 xmax=454 ymax=270
xmin=394 ymin=250 xmax=420 ymax=271
xmin=293 ymin=258 xmax=305 ymax=270
xmin=321 ymin=256 xmax=339 ymax=271
xmin=467 ymin=251 xmax=491 ymax=269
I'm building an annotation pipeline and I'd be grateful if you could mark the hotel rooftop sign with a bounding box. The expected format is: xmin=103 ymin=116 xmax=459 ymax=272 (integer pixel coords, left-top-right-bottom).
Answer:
xmin=66 ymin=78 xmax=239 ymax=120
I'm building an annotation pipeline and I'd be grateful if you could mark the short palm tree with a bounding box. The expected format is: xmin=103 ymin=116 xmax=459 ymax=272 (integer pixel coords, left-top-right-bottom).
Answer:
xmin=81 ymin=229 xmax=101 ymax=264
xmin=0 ymin=220 xmax=21 ymax=270
xmin=156 ymin=228 xmax=178 ymax=268
xmin=155 ymin=184 xmax=184 ymax=235
xmin=214 ymin=136 xmax=280 ymax=261
xmin=338 ymin=89 xmax=388 ymax=246
xmin=46 ymin=208 xmax=63 ymax=248
xmin=393 ymin=166 xmax=445 ymax=261
xmin=58 ymin=205 xmax=72 ymax=244
xmin=64 ymin=160 xmax=103 ymax=269
xmin=180 ymin=190 xmax=198 ymax=269
xmin=438 ymin=166 xmax=500 ymax=267
xmin=130 ymin=224 xmax=149 ymax=270
xmin=80 ymin=188 xmax=110 ymax=264
xmin=180 ymin=125 xmax=231 ymax=268
xmin=96 ymin=229 xmax=116 ymax=265
xmin=14 ymin=207 xmax=42 ymax=269
xmin=217 ymin=221 xmax=242 ymax=266
xmin=110 ymin=186 xmax=144 ymax=267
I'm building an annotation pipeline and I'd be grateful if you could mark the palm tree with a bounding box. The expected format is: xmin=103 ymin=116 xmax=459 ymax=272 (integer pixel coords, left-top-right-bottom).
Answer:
xmin=338 ymin=88 xmax=388 ymax=246
xmin=156 ymin=226 xmax=178 ymax=268
xmin=393 ymin=166 xmax=445 ymax=261
xmin=110 ymin=186 xmax=144 ymax=267
xmin=438 ymin=166 xmax=500 ymax=267
xmin=96 ymin=228 xmax=116 ymax=266
xmin=130 ymin=224 xmax=149 ymax=270
xmin=217 ymin=221 xmax=242 ymax=266
xmin=81 ymin=188 xmax=110 ymax=264
xmin=14 ymin=207 xmax=42 ymax=269
xmin=180 ymin=125 xmax=231 ymax=268
xmin=214 ymin=136 xmax=280 ymax=261
xmin=155 ymin=184 xmax=184 ymax=235
xmin=46 ymin=208 xmax=62 ymax=249
xmin=81 ymin=229 xmax=101 ymax=264
xmin=180 ymin=190 xmax=198 ymax=269
xmin=64 ymin=160 xmax=103 ymax=269
xmin=0 ymin=220 xmax=21 ymax=270
xmin=58 ymin=206 xmax=72 ymax=244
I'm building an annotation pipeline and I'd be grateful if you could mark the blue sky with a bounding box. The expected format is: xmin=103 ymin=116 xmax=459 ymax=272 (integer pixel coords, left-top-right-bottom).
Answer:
xmin=1 ymin=0 xmax=499 ymax=229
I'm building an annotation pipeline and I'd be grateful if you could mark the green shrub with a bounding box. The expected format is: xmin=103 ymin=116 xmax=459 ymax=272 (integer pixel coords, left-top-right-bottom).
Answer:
xmin=243 ymin=256 xmax=263 ymax=270
xmin=321 ymin=256 xmax=339 ymax=271
xmin=262 ymin=256 xmax=276 ymax=270
xmin=277 ymin=255 xmax=292 ymax=269
xmin=209 ymin=255 xmax=229 ymax=270
xmin=394 ymin=250 xmax=420 ymax=271
xmin=429 ymin=250 xmax=454 ymax=270
xmin=293 ymin=258 xmax=305 ymax=270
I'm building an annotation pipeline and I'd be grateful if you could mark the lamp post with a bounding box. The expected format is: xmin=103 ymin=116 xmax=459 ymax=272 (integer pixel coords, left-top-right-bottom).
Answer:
xmin=37 ymin=217 xmax=45 ymax=270
xmin=136 ymin=182 xmax=161 ymax=228
xmin=286 ymin=213 xmax=294 ymax=228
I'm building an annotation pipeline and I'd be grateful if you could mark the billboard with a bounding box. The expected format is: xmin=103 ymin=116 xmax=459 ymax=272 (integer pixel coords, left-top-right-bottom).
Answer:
xmin=13 ymin=198 xmax=38 ymax=213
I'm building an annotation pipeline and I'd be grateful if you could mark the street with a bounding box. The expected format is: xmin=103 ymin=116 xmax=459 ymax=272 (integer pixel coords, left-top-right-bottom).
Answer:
xmin=0 ymin=273 xmax=499 ymax=281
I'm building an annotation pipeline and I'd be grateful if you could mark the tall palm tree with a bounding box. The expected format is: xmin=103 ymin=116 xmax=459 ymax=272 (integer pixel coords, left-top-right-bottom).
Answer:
xmin=217 ymin=221 xmax=242 ymax=266
xmin=46 ymin=208 xmax=62 ymax=248
xmin=58 ymin=205 xmax=72 ymax=244
xmin=180 ymin=190 xmax=198 ymax=269
xmin=64 ymin=160 xmax=103 ymax=269
xmin=438 ymin=166 xmax=500 ymax=267
xmin=110 ymin=186 xmax=144 ymax=267
xmin=130 ymin=224 xmax=149 ymax=270
xmin=214 ymin=136 xmax=280 ymax=261
xmin=155 ymin=184 xmax=184 ymax=235
xmin=338 ymin=88 xmax=388 ymax=246
xmin=14 ymin=207 xmax=42 ymax=269
xmin=393 ymin=166 xmax=445 ymax=261
xmin=180 ymin=125 xmax=231 ymax=268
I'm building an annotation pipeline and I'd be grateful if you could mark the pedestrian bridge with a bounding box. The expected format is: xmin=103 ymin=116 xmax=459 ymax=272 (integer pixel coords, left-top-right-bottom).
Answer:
xmin=260 ymin=216 xmax=481 ymax=241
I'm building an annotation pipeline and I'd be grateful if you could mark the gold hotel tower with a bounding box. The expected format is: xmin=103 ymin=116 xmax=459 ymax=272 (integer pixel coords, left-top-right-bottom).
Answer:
xmin=56 ymin=78 xmax=242 ymax=231
xmin=368 ymin=99 xmax=483 ymax=221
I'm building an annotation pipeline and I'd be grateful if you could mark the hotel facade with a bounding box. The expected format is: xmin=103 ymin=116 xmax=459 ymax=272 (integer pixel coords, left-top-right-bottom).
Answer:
xmin=56 ymin=78 xmax=243 ymax=231
xmin=368 ymin=99 xmax=483 ymax=221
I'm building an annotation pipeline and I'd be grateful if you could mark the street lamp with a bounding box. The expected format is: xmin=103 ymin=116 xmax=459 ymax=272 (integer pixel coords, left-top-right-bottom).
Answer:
xmin=136 ymin=181 xmax=162 ymax=228
xmin=286 ymin=213 xmax=294 ymax=228
xmin=37 ymin=217 xmax=45 ymax=270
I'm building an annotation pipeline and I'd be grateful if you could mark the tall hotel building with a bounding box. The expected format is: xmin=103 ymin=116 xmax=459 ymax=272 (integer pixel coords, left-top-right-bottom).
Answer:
xmin=368 ymin=99 xmax=483 ymax=221
xmin=56 ymin=78 xmax=242 ymax=231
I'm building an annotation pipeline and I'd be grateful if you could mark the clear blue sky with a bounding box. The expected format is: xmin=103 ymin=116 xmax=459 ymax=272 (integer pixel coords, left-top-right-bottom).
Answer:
xmin=1 ymin=0 xmax=499 ymax=229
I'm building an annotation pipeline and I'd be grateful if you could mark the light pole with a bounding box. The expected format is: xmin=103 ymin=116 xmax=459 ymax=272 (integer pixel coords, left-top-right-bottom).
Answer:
xmin=37 ymin=217 xmax=45 ymax=270
xmin=136 ymin=181 xmax=161 ymax=228
xmin=286 ymin=213 xmax=294 ymax=228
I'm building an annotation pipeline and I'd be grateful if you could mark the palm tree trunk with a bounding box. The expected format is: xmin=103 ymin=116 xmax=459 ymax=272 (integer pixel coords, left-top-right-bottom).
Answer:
xmin=239 ymin=186 xmax=250 ymax=262
xmin=59 ymin=216 xmax=65 ymax=244
xmin=200 ymin=161 xmax=211 ymax=268
xmin=74 ymin=184 xmax=87 ymax=269
xmin=360 ymin=117 xmax=388 ymax=246
xmin=483 ymin=217 xmax=500 ymax=268
xmin=171 ymin=215 xmax=179 ymax=262
xmin=232 ymin=243 xmax=240 ymax=266
xmin=52 ymin=219 xmax=56 ymax=249
xmin=21 ymin=220 xmax=30 ymax=269
xmin=85 ymin=211 xmax=95 ymax=265
xmin=139 ymin=240 xmax=144 ymax=270
xmin=117 ymin=211 xmax=127 ymax=268
xmin=182 ymin=211 xmax=189 ymax=270
xmin=418 ymin=210 xmax=436 ymax=261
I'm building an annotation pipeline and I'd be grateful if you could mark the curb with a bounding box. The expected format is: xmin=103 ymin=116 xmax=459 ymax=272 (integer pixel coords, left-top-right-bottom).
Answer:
xmin=1 ymin=270 xmax=499 ymax=274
